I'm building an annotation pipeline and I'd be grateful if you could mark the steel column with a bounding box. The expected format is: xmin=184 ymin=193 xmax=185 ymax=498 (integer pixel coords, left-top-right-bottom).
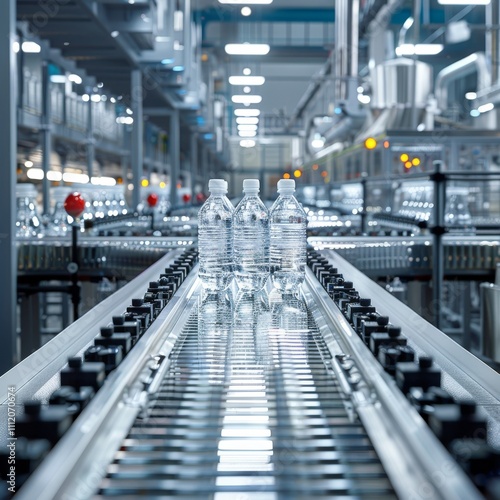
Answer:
xmin=41 ymin=62 xmax=52 ymax=215
xmin=190 ymin=132 xmax=198 ymax=202
xmin=169 ymin=109 xmax=180 ymax=208
xmin=86 ymin=100 xmax=95 ymax=179
xmin=131 ymin=70 xmax=143 ymax=210
xmin=0 ymin=0 xmax=18 ymax=372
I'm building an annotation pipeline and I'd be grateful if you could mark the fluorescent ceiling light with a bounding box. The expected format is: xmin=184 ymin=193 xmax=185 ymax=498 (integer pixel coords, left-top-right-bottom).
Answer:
xmin=229 ymin=76 xmax=265 ymax=85
xmin=68 ymin=74 xmax=82 ymax=84
xmin=240 ymin=139 xmax=256 ymax=148
xmin=174 ymin=10 xmax=183 ymax=31
xmin=478 ymin=102 xmax=494 ymax=113
xmin=241 ymin=7 xmax=252 ymax=16
xmin=219 ymin=0 xmax=272 ymax=4
xmin=438 ymin=0 xmax=489 ymax=4
xmin=238 ymin=124 xmax=258 ymax=131
xmin=63 ymin=173 xmax=90 ymax=184
xmin=232 ymin=95 xmax=262 ymax=104
xmin=82 ymin=94 xmax=90 ymax=102
xmin=50 ymin=75 xmax=66 ymax=83
xmin=357 ymin=94 xmax=371 ymax=104
xmin=27 ymin=168 xmax=44 ymax=180
xmin=22 ymin=41 xmax=41 ymax=53
xmin=91 ymin=94 xmax=101 ymax=102
xmin=91 ymin=176 xmax=116 ymax=186
xmin=395 ymin=44 xmax=444 ymax=56
xmin=235 ymin=108 xmax=260 ymax=117
xmin=47 ymin=171 xmax=63 ymax=181
xmin=239 ymin=130 xmax=257 ymax=137
xmin=225 ymin=43 xmax=270 ymax=55
xmin=116 ymin=116 xmax=134 ymax=125
xmin=236 ymin=117 xmax=259 ymax=125
xmin=465 ymin=92 xmax=477 ymax=100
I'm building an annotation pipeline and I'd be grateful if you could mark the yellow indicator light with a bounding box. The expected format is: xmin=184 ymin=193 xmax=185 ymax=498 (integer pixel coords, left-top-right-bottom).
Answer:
xmin=412 ymin=157 xmax=421 ymax=166
xmin=293 ymin=169 xmax=302 ymax=178
xmin=383 ymin=140 xmax=390 ymax=149
xmin=364 ymin=137 xmax=377 ymax=150
xmin=404 ymin=161 xmax=412 ymax=169
xmin=283 ymin=173 xmax=291 ymax=179
xmin=400 ymin=153 xmax=409 ymax=162
xmin=159 ymin=181 xmax=166 ymax=188
xmin=141 ymin=179 xmax=149 ymax=187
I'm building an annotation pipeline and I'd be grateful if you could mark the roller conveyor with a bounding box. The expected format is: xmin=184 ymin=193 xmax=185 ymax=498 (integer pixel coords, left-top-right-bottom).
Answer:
xmin=2 ymin=248 xmax=500 ymax=499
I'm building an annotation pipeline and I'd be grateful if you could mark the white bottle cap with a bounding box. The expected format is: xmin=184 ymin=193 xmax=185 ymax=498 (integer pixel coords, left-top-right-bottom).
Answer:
xmin=277 ymin=179 xmax=295 ymax=193
xmin=208 ymin=179 xmax=226 ymax=192
xmin=223 ymin=180 xmax=229 ymax=193
xmin=243 ymin=179 xmax=259 ymax=192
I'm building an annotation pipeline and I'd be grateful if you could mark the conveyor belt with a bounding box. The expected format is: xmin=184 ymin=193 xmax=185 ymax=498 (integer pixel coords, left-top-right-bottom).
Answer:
xmin=8 ymin=249 xmax=498 ymax=499
xmin=96 ymin=291 xmax=395 ymax=498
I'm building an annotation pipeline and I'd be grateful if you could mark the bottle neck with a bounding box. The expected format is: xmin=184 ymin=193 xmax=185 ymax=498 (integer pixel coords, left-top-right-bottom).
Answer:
xmin=278 ymin=190 xmax=295 ymax=197
xmin=209 ymin=190 xmax=226 ymax=197
xmin=244 ymin=191 xmax=259 ymax=197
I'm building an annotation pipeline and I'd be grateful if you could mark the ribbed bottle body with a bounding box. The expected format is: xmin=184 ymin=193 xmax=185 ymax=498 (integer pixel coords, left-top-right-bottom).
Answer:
xmin=198 ymin=195 xmax=233 ymax=291
xmin=233 ymin=195 xmax=269 ymax=291
xmin=270 ymin=195 xmax=307 ymax=291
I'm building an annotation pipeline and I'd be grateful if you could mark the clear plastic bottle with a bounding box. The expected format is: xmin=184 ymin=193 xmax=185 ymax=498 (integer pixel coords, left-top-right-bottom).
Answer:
xmin=15 ymin=183 xmax=43 ymax=238
xmin=46 ymin=187 xmax=72 ymax=237
xmin=233 ymin=179 xmax=270 ymax=291
xmin=270 ymin=179 xmax=307 ymax=292
xmin=198 ymin=179 xmax=234 ymax=291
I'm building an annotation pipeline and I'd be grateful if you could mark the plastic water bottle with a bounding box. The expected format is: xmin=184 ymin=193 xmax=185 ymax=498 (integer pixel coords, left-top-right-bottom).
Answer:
xmin=198 ymin=179 xmax=234 ymax=291
xmin=270 ymin=179 xmax=307 ymax=292
xmin=233 ymin=179 xmax=270 ymax=291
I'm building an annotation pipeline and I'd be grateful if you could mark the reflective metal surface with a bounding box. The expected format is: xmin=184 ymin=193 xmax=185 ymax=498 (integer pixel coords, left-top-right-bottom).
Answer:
xmin=480 ymin=283 xmax=500 ymax=362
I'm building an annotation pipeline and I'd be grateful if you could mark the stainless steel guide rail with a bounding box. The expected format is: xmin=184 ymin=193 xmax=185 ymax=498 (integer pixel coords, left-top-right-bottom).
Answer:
xmin=10 ymin=252 xmax=498 ymax=499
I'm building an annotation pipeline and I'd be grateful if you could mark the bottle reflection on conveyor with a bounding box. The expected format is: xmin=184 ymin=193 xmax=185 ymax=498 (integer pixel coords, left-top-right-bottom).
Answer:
xmin=197 ymin=289 xmax=233 ymax=385
xmin=231 ymin=290 xmax=271 ymax=373
xmin=269 ymin=290 xmax=309 ymax=365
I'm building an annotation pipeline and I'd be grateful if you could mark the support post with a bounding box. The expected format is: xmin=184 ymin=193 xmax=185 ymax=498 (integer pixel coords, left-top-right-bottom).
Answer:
xmin=41 ymin=61 xmax=52 ymax=215
xmin=431 ymin=161 xmax=446 ymax=330
xmin=190 ymin=132 xmax=198 ymax=202
xmin=169 ymin=109 xmax=180 ymax=208
xmin=0 ymin=0 xmax=18 ymax=371
xmin=87 ymin=99 xmax=95 ymax=179
xmin=131 ymin=69 xmax=143 ymax=210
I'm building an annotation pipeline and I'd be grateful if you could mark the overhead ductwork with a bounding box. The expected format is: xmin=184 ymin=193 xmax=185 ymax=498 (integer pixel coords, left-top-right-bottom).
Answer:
xmin=435 ymin=52 xmax=491 ymax=112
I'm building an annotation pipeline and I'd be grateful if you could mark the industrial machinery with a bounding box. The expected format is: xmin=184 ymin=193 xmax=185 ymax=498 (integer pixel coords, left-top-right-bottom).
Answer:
xmin=1 ymin=243 xmax=499 ymax=499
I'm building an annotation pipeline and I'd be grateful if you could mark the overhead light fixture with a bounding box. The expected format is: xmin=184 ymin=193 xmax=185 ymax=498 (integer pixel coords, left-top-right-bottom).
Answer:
xmin=24 ymin=161 xmax=33 ymax=168
xmin=238 ymin=124 xmax=258 ymax=131
xmin=241 ymin=7 xmax=252 ymax=16
xmin=239 ymin=130 xmax=257 ymax=137
xmin=395 ymin=44 xmax=444 ymax=56
xmin=357 ymin=94 xmax=371 ymax=104
xmin=236 ymin=117 xmax=259 ymax=125
xmin=465 ymin=92 xmax=477 ymax=100
xmin=234 ymin=108 xmax=260 ymax=117
xmin=110 ymin=97 xmax=116 ymax=103
xmin=229 ymin=76 xmax=265 ymax=85
xmin=161 ymin=58 xmax=174 ymax=65
xmin=47 ymin=171 xmax=63 ymax=181
xmin=68 ymin=74 xmax=82 ymax=84
xmin=21 ymin=41 xmax=41 ymax=53
xmin=243 ymin=86 xmax=251 ymax=93
xmin=126 ymin=108 xmax=133 ymax=115
xmin=232 ymin=95 xmax=262 ymax=104
xmin=82 ymin=94 xmax=90 ymax=102
xmin=174 ymin=10 xmax=183 ymax=31
xmin=91 ymin=176 xmax=116 ymax=186
xmin=111 ymin=31 xmax=120 ymax=38
xmin=27 ymin=168 xmax=44 ymax=180
xmin=478 ymin=102 xmax=494 ymax=113
xmin=91 ymin=94 xmax=101 ymax=102
xmin=225 ymin=43 xmax=270 ymax=55
xmin=63 ymin=172 xmax=90 ymax=184
xmin=243 ymin=68 xmax=251 ymax=75
xmin=172 ymin=65 xmax=184 ymax=72
xmin=116 ymin=116 xmax=134 ymax=124
xmin=218 ymin=0 xmax=272 ymax=4
xmin=438 ymin=0 xmax=489 ymax=4
xmin=240 ymin=139 xmax=256 ymax=148
xmin=50 ymin=75 xmax=66 ymax=83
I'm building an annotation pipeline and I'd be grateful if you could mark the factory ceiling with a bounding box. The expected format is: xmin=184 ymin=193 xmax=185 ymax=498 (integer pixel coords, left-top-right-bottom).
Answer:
xmin=15 ymin=0 xmax=491 ymax=158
